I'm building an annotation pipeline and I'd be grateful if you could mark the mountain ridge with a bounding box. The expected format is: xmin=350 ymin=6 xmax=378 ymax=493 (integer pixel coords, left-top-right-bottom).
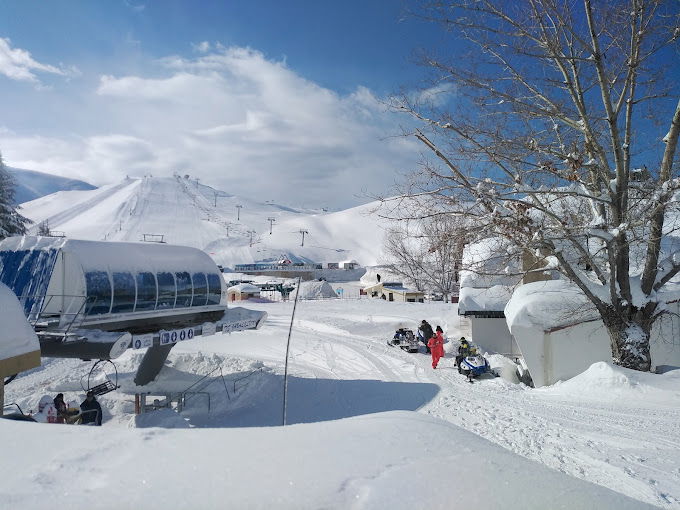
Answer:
xmin=19 ymin=175 xmax=392 ymax=268
xmin=7 ymin=166 xmax=96 ymax=204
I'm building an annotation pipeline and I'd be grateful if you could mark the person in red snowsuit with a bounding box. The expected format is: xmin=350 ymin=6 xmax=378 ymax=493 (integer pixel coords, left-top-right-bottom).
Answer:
xmin=427 ymin=326 xmax=445 ymax=369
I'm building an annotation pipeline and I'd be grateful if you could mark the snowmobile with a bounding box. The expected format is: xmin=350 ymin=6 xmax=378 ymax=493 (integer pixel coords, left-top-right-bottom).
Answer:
xmin=458 ymin=348 xmax=498 ymax=382
xmin=388 ymin=328 xmax=419 ymax=353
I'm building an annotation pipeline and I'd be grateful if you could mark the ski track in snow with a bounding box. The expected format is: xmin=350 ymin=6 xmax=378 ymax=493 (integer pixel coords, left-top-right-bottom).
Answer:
xmin=6 ymin=300 xmax=679 ymax=508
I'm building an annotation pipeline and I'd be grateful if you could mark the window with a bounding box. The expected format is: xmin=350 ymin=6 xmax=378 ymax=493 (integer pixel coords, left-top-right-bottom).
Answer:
xmin=156 ymin=272 xmax=176 ymax=309
xmin=175 ymin=271 xmax=192 ymax=308
xmin=206 ymin=273 xmax=222 ymax=305
xmin=135 ymin=272 xmax=157 ymax=311
xmin=85 ymin=271 xmax=112 ymax=315
xmin=111 ymin=272 xmax=135 ymax=313
xmin=191 ymin=272 xmax=207 ymax=307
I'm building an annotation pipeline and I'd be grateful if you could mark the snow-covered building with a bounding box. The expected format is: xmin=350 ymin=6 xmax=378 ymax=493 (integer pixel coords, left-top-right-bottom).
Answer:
xmin=458 ymin=238 xmax=526 ymax=356
xmin=458 ymin=285 xmax=520 ymax=356
xmin=227 ymin=283 xmax=261 ymax=301
xmin=363 ymin=281 xmax=425 ymax=303
xmin=0 ymin=236 xmax=267 ymax=385
xmin=0 ymin=236 xmax=227 ymax=330
xmin=505 ymin=280 xmax=680 ymax=387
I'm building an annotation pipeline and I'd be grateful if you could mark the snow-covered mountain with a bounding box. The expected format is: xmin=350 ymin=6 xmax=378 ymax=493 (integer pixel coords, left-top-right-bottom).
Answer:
xmin=7 ymin=166 xmax=95 ymax=204
xmin=19 ymin=175 xmax=393 ymax=268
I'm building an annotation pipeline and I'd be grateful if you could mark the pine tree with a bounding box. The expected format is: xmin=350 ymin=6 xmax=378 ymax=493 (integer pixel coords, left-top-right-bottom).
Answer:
xmin=0 ymin=150 xmax=31 ymax=239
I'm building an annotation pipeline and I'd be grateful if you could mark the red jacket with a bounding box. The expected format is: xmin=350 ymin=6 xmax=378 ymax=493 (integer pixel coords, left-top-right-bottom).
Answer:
xmin=428 ymin=332 xmax=445 ymax=358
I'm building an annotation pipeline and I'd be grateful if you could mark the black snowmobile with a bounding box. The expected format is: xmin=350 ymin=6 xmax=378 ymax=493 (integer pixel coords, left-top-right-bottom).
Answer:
xmin=388 ymin=328 xmax=419 ymax=353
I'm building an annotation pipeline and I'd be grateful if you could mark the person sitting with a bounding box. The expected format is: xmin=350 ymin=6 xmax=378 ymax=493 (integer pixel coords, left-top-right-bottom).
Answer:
xmin=53 ymin=393 xmax=67 ymax=424
xmin=418 ymin=320 xmax=434 ymax=353
xmin=80 ymin=391 xmax=103 ymax=426
xmin=33 ymin=395 xmax=58 ymax=424
xmin=455 ymin=337 xmax=471 ymax=367
xmin=392 ymin=328 xmax=407 ymax=345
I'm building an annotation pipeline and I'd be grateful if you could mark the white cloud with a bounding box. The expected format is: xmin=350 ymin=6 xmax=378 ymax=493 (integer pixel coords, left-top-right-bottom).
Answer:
xmin=0 ymin=45 xmax=419 ymax=209
xmin=192 ymin=41 xmax=211 ymax=53
xmin=0 ymin=37 xmax=70 ymax=84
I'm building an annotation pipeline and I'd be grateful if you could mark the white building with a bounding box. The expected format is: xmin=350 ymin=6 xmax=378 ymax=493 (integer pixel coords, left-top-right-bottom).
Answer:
xmin=505 ymin=280 xmax=680 ymax=387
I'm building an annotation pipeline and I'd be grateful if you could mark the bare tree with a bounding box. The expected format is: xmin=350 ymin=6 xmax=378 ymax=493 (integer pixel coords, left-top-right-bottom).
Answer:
xmin=383 ymin=215 xmax=470 ymax=301
xmin=397 ymin=0 xmax=680 ymax=371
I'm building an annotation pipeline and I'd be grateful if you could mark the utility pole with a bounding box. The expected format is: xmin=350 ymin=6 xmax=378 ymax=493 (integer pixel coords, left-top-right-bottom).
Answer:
xmin=299 ymin=229 xmax=308 ymax=247
xmin=248 ymin=230 xmax=256 ymax=247
xmin=267 ymin=217 xmax=276 ymax=235
xmin=236 ymin=204 xmax=242 ymax=221
xmin=213 ymin=191 xmax=218 ymax=207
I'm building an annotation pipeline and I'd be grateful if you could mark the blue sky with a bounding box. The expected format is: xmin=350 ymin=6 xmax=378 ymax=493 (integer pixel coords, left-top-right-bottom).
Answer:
xmin=0 ymin=1 xmax=444 ymax=209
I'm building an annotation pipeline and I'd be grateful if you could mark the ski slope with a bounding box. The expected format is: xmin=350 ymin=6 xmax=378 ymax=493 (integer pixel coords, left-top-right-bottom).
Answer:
xmin=3 ymin=298 xmax=679 ymax=508
xmin=19 ymin=175 xmax=394 ymax=268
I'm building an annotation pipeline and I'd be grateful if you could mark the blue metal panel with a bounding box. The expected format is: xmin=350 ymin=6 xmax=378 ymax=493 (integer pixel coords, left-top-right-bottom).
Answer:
xmin=0 ymin=248 xmax=59 ymax=320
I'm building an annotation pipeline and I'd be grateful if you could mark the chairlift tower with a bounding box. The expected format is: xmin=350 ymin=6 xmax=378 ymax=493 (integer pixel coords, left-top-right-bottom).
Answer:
xmin=299 ymin=229 xmax=308 ymax=247
xmin=267 ymin=217 xmax=276 ymax=235
xmin=236 ymin=204 xmax=243 ymax=221
xmin=248 ymin=230 xmax=256 ymax=247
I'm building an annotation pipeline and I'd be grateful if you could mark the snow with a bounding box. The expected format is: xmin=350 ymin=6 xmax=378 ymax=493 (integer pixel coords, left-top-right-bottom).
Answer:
xmin=458 ymin=284 xmax=514 ymax=314
xmin=3 ymin=298 xmax=679 ymax=508
xmin=459 ymin=237 xmax=522 ymax=288
xmin=0 ymin=235 xmax=221 ymax=274
xmin=0 ymin=282 xmax=39 ymax=360
xmin=504 ymin=279 xmax=599 ymax=330
xmin=0 ymin=410 xmax=655 ymax=510
xmin=539 ymin=361 xmax=680 ymax=405
xmin=18 ymin=176 xmax=396 ymax=268
xmin=289 ymin=279 xmax=338 ymax=299
xmin=227 ymin=283 xmax=261 ymax=293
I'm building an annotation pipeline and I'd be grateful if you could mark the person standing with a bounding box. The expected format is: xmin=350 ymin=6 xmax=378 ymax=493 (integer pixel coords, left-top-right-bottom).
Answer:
xmin=418 ymin=320 xmax=434 ymax=353
xmin=80 ymin=391 xmax=103 ymax=426
xmin=427 ymin=326 xmax=445 ymax=369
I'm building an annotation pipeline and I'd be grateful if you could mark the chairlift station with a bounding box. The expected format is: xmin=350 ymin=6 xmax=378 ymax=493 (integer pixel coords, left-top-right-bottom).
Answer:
xmin=0 ymin=236 xmax=266 ymax=387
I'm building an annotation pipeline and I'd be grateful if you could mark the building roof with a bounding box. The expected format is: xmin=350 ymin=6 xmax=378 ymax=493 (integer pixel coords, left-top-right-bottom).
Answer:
xmin=228 ymin=283 xmax=261 ymax=293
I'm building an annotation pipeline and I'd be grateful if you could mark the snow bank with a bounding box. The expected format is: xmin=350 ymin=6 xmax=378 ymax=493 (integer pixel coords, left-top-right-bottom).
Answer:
xmin=0 ymin=411 xmax=653 ymax=509
xmin=504 ymin=279 xmax=599 ymax=330
xmin=539 ymin=361 xmax=680 ymax=405
xmin=290 ymin=280 xmax=338 ymax=299
xmin=0 ymin=282 xmax=39 ymax=360
xmin=486 ymin=353 xmax=521 ymax=384
xmin=458 ymin=285 xmax=514 ymax=314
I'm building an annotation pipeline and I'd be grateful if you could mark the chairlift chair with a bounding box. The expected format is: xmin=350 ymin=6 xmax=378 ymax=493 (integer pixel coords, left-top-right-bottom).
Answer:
xmin=81 ymin=359 xmax=119 ymax=396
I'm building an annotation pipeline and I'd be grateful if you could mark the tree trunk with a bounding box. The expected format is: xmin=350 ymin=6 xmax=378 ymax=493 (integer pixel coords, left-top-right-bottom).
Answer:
xmin=603 ymin=313 xmax=652 ymax=372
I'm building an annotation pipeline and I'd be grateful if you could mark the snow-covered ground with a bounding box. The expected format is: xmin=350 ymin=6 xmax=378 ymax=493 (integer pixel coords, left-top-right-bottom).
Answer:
xmin=3 ymin=298 xmax=679 ymax=508
xmin=19 ymin=175 xmax=394 ymax=267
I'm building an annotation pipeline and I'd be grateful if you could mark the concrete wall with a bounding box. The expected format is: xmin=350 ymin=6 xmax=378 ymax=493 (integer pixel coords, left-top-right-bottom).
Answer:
xmin=470 ymin=317 xmax=520 ymax=357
